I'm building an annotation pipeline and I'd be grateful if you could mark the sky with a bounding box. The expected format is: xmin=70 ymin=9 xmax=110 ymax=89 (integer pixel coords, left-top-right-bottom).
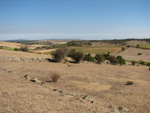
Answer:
xmin=0 ymin=0 xmax=150 ymax=40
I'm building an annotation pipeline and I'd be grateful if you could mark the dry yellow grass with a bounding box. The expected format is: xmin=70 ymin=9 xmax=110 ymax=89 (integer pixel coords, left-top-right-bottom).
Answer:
xmin=0 ymin=41 xmax=21 ymax=48
xmin=0 ymin=49 xmax=51 ymax=58
xmin=0 ymin=57 xmax=150 ymax=112
xmin=34 ymin=48 xmax=56 ymax=53
xmin=0 ymin=44 xmax=150 ymax=112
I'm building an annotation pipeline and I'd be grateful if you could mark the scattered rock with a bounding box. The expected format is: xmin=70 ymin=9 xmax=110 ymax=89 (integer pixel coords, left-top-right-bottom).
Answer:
xmin=30 ymin=78 xmax=41 ymax=83
xmin=0 ymin=57 xmax=48 ymax=62
xmin=24 ymin=74 xmax=31 ymax=80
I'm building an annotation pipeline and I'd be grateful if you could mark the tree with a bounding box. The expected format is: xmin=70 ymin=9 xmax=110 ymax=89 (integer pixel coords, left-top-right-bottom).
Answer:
xmin=51 ymin=48 xmax=68 ymax=62
xmin=83 ymin=53 xmax=95 ymax=62
xmin=70 ymin=51 xmax=84 ymax=63
xmin=95 ymin=54 xmax=105 ymax=64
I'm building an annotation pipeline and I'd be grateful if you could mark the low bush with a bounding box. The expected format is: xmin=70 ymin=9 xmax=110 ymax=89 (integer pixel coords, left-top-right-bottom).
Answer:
xmin=70 ymin=51 xmax=84 ymax=63
xmin=126 ymin=81 xmax=134 ymax=85
xmin=0 ymin=46 xmax=3 ymax=49
xmin=138 ymin=53 xmax=142 ymax=55
xmin=84 ymin=53 xmax=95 ymax=62
xmin=50 ymin=72 xmax=61 ymax=82
xmin=147 ymin=62 xmax=150 ymax=66
xmin=20 ymin=46 xmax=29 ymax=52
xmin=127 ymin=45 xmax=131 ymax=48
xmin=121 ymin=47 xmax=126 ymax=51
xmin=68 ymin=49 xmax=76 ymax=57
xmin=131 ymin=61 xmax=136 ymax=66
xmin=51 ymin=48 xmax=68 ymax=62
xmin=95 ymin=54 xmax=105 ymax=64
xmin=139 ymin=60 xmax=145 ymax=65
xmin=103 ymin=52 xmax=110 ymax=60
xmin=136 ymin=44 xmax=139 ymax=48
xmin=117 ymin=56 xmax=126 ymax=65
xmin=14 ymin=48 xmax=20 ymax=51
xmin=108 ymin=56 xmax=119 ymax=65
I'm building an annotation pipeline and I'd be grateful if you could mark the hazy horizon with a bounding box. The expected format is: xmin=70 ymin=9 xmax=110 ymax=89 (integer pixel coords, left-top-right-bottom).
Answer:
xmin=0 ymin=0 xmax=150 ymax=40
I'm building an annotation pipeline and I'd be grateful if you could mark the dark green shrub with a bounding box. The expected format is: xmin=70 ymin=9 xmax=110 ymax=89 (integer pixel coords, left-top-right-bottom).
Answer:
xmin=138 ymin=53 xmax=142 ymax=55
xmin=0 ymin=46 xmax=3 ymax=49
xmin=14 ymin=48 xmax=20 ymax=51
xmin=84 ymin=53 xmax=95 ymax=62
xmin=127 ymin=45 xmax=131 ymax=48
xmin=68 ymin=49 xmax=76 ymax=57
xmin=139 ymin=60 xmax=145 ymax=65
xmin=136 ymin=44 xmax=139 ymax=48
xmin=131 ymin=61 xmax=136 ymax=66
xmin=108 ymin=56 xmax=119 ymax=65
xmin=117 ymin=56 xmax=126 ymax=65
xmin=20 ymin=46 xmax=29 ymax=52
xmin=117 ymin=56 xmax=122 ymax=60
xmin=122 ymin=47 xmax=126 ymax=51
xmin=95 ymin=54 xmax=105 ymax=64
xmin=104 ymin=52 xmax=110 ymax=60
xmin=51 ymin=48 xmax=68 ymax=62
xmin=70 ymin=51 xmax=84 ymax=63
xmin=126 ymin=81 xmax=134 ymax=85
xmin=147 ymin=62 xmax=150 ymax=66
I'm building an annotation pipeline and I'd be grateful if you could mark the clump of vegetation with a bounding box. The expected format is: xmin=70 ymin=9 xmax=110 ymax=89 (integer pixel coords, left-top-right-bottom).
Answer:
xmin=127 ymin=45 xmax=131 ymax=48
xmin=117 ymin=56 xmax=126 ymax=65
xmin=69 ymin=50 xmax=84 ymax=63
xmin=64 ymin=59 xmax=68 ymax=63
xmin=108 ymin=56 xmax=119 ymax=65
xmin=139 ymin=60 xmax=145 ymax=65
xmin=14 ymin=48 xmax=20 ymax=51
xmin=83 ymin=53 xmax=95 ymax=62
xmin=0 ymin=46 xmax=3 ymax=49
xmin=51 ymin=48 xmax=68 ymax=62
xmin=136 ymin=44 xmax=140 ymax=48
xmin=95 ymin=54 xmax=105 ymax=64
xmin=131 ymin=61 xmax=136 ymax=66
xmin=103 ymin=52 xmax=110 ymax=60
xmin=147 ymin=62 xmax=150 ymax=66
xmin=20 ymin=46 xmax=29 ymax=52
xmin=121 ymin=47 xmax=126 ymax=51
xmin=51 ymin=72 xmax=61 ymax=82
xmin=126 ymin=81 xmax=134 ymax=85
xmin=138 ymin=53 xmax=142 ymax=55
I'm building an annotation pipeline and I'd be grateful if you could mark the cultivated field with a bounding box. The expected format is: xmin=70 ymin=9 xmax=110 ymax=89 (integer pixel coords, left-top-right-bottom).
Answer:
xmin=70 ymin=46 xmax=121 ymax=54
xmin=117 ymin=48 xmax=150 ymax=62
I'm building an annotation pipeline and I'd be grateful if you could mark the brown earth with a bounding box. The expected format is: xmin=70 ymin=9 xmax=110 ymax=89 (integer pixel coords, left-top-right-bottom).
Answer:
xmin=126 ymin=40 xmax=148 ymax=46
xmin=117 ymin=48 xmax=150 ymax=62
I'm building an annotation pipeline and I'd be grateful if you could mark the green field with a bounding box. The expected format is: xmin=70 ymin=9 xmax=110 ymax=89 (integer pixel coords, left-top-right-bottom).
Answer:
xmin=0 ymin=46 xmax=14 ymax=51
xmin=70 ymin=45 xmax=121 ymax=54
xmin=139 ymin=44 xmax=150 ymax=49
